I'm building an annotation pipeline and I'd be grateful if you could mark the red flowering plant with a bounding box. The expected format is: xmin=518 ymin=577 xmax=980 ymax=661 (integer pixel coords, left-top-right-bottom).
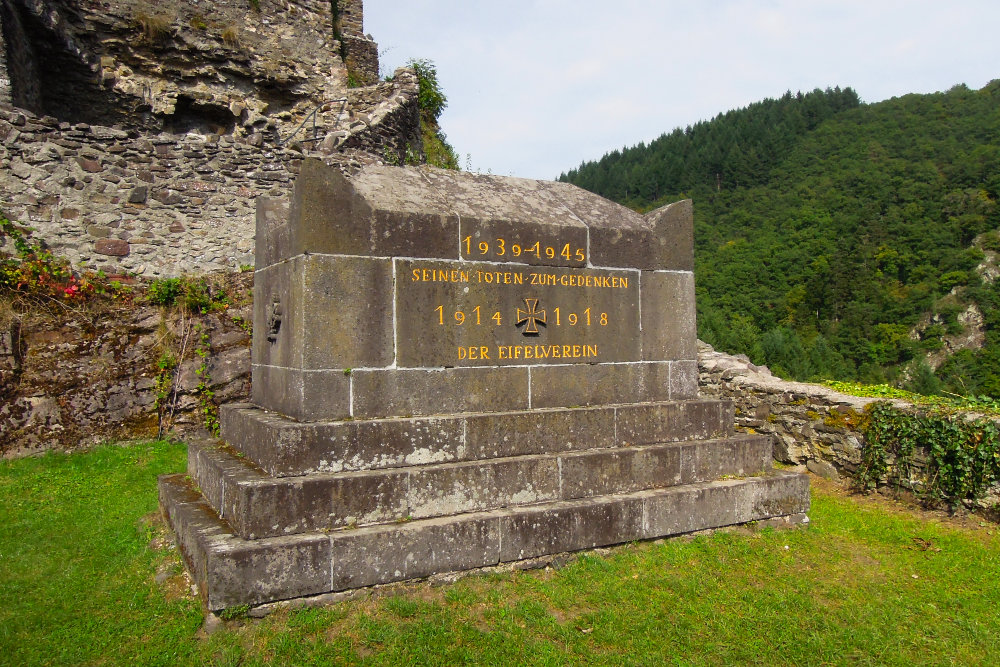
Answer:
xmin=1 ymin=213 xmax=130 ymax=307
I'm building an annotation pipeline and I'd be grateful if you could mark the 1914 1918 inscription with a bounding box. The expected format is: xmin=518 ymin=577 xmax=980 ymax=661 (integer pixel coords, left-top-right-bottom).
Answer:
xmin=396 ymin=259 xmax=639 ymax=367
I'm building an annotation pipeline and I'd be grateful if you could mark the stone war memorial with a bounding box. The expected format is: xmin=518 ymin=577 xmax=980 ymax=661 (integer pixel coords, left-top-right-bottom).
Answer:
xmin=159 ymin=158 xmax=810 ymax=610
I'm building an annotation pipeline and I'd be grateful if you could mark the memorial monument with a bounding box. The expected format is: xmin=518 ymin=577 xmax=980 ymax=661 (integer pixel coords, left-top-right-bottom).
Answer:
xmin=159 ymin=159 xmax=810 ymax=610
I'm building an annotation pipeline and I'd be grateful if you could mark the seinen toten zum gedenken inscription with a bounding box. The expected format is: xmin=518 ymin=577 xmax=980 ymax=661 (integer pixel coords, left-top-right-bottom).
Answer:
xmin=158 ymin=159 xmax=811 ymax=611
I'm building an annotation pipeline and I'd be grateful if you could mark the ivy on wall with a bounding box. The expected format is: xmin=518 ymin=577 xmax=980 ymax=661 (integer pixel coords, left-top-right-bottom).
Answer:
xmin=858 ymin=401 xmax=1000 ymax=507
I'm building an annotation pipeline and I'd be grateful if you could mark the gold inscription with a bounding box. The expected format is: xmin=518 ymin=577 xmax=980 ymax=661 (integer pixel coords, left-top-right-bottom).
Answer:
xmin=475 ymin=270 xmax=523 ymax=285
xmin=435 ymin=304 xmax=607 ymax=328
xmin=463 ymin=236 xmax=586 ymax=263
xmin=528 ymin=273 xmax=628 ymax=289
xmin=412 ymin=268 xmax=471 ymax=283
xmin=494 ymin=344 xmax=599 ymax=360
xmin=457 ymin=346 xmax=491 ymax=360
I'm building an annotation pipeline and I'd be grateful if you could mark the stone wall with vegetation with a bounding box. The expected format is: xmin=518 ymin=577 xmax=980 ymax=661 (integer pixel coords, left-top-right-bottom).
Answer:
xmin=700 ymin=340 xmax=1000 ymax=512
xmin=698 ymin=341 xmax=888 ymax=479
xmin=0 ymin=70 xmax=420 ymax=278
xmin=1 ymin=273 xmax=253 ymax=458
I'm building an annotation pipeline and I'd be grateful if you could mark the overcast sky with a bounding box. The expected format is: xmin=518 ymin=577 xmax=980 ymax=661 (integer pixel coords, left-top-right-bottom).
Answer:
xmin=365 ymin=1 xmax=1000 ymax=181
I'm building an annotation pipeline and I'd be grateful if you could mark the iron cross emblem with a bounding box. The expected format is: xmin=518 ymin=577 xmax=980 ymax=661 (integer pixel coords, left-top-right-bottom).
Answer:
xmin=516 ymin=298 xmax=546 ymax=335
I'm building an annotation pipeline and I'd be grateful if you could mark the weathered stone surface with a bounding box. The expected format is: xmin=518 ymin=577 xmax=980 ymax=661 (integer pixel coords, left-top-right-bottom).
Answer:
xmin=221 ymin=403 xmax=464 ymax=477
xmin=328 ymin=515 xmax=501 ymax=591
xmin=616 ymin=401 xmax=732 ymax=445
xmin=220 ymin=400 xmax=736 ymax=478
xmin=194 ymin=428 xmax=771 ymax=539
xmin=351 ymin=367 xmax=530 ymax=419
xmin=645 ymin=199 xmax=695 ymax=271
xmin=408 ymin=457 xmax=560 ymax=519
xmin=670 ymin=359 xmax=699 ymax=399
xmin=94 ymin=238 xmax=129 ymax=256
xmin=252 ymin=254 xmax=393 ymax=374
xmin=462 ymin=407 xmax=616 ymax=460
xmin=641 ymin=270 xmax=697 ymax=361
xmin=254 ymin=199 xmax=290 ymax=269
xmin=159 ymin=474 xmax=332 ymax=610
xmin=162 ymin=466 xmax=809 ymax=609
xmin=529 ymin=362 xmax=671 ymax=408
xmin=585 ymin=197 xmax=693 ymax=271
xmin=251 ymin=365 xmax=351 ymax=422
xmin=642 ymin=471 xmax=810 ymax=538
xmin=499 ymin=495 xmax=645 ymax=561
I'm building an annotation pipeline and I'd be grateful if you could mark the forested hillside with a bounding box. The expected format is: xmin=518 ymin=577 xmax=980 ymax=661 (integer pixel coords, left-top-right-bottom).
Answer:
xmin=560 ymin=82 xmax=1000 ymax=395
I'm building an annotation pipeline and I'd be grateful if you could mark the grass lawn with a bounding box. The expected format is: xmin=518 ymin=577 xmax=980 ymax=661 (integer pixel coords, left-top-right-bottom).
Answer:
xmin=2 ymin=440 xmax=999 ymax=666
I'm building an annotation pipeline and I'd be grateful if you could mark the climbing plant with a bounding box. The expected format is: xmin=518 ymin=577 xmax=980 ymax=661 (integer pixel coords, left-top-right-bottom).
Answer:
xmin=858 ymin=401 xmax=1000 ymax=508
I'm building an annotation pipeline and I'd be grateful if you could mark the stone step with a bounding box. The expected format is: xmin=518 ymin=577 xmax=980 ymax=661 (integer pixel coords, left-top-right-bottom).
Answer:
xmin=189 ymin=433 xmax=773 ymax=540
xmin=159 ymin=469 xmax=810 ymax=611
xmin=220 ymin=399 xmax=734 ymax=478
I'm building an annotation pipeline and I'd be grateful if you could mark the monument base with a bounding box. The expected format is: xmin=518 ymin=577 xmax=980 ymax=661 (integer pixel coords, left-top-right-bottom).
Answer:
xmin=159 ymin=400 xmax=809 ymax=611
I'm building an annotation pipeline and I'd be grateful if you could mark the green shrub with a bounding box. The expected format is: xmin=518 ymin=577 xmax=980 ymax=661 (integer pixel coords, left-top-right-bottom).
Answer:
xmin=146 ymin=278 xmax=182 ymax=306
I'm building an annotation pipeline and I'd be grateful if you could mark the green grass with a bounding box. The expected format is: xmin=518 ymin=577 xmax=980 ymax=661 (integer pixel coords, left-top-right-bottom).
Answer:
xmin=3 ymin=442 xmax=1000 ymax=665
xmin=823 ymin=379 xmax=1000 ymax=416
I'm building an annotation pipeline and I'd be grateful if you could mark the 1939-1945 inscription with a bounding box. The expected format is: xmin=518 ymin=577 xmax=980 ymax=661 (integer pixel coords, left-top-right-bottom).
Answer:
xmin=395 ymin=257 xmax=640 ymax=367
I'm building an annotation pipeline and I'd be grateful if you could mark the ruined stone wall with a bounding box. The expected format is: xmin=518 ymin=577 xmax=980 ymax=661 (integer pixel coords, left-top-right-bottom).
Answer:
xmin=0 ymin=275 xmax=255 ymax=458
xmin=699 ymin=340 xmax=1000 ymax=510
xmin=0 ymin=0 xmax=354 ymax=135
xmin=335 ymin=0 xmax=378 ymax=85
xmin=698 ymin=341 xmax=878 ymax=479
xmin=0 ymin=71 xmax=420 ymax=277
xmin=337 ymin=0 xmax=365 ymax=36
xmin=0 ymin=17 xmax=8 ymax=105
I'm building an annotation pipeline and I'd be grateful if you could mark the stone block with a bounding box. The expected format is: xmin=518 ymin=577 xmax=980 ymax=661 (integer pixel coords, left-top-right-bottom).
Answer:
xmin=287 ymin=158 xmax=374 ymax=257
xmin=160 ymin=469 xmax=811 ymax=607
xmin=158 ymin=474 xmax=332 ymax=610
xmin=646 ymin=199 xmax=694 ymax=271
xmin=206 ymin=533 xmax=332 ymax=610
xmin=95 ymin=238 xmax=129 ymax=256
xmin=641 ymin=471 xmax=810 ymax=538
xmin=408 ymin=457 xmax=560 ymax=519
xmin=351 ymin=367 xmax=529 ymax=419
xmin=585 ymin=198 xmax=692 ymax=271
xmin=252 ymin=253 xmax=393 ymax=374
xmin=559 ymin=445 xmax=682 ymax=499
xmin=640 ymin=271 xmax=697 ymax=361
xmin=226 ymin=469 xmax=410 ymax=539
xmin=458 ymin=216 xmax=587 ymax=268
xmin=329 ymin=515 xmax=501 ymax=591
xmin=297 ymin=254 xmax=393 ymax=369
xmin=462 ymin=406 xmax=616 ymax=459
xmin=254 ymin=198 xmax=289 ymax=268
xmin=670 ymin=360 xmax=699 ymax=399
xmin=499 ymin=496 xmax=644 ymax=561
xmin=220 ymin=403 xmax=464 ymax=477
xmin=530 ymin=362 xmax=671 ymax=409
xmin=251 ymin=365 xmax=351 ymax=422
xmin=615 ymin=401 xmax=733 ymax=445
xmin=371 ymin=208 xmax=459 ymax=259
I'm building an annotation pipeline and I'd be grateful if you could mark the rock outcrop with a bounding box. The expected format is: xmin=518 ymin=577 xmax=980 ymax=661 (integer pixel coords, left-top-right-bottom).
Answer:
xmin=0 ymin=0 xmax=423 ymax=276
